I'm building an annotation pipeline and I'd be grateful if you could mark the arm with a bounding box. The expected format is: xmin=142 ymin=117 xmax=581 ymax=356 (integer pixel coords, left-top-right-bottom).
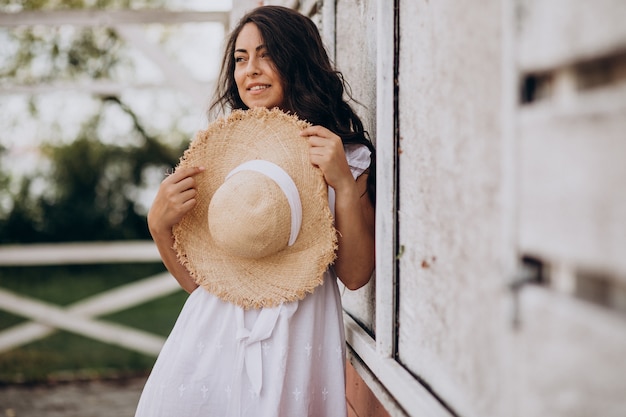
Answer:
xmin=302 ymin=126 xmax=375 ymax=290
xmin=147 ymin=166 xmax=204 ymax=293
xmin=333 ymin=171 xmax=375 ymax=289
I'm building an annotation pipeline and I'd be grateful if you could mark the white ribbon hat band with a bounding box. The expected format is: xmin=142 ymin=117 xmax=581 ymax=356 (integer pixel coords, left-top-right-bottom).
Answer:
xmin=226 ymin=160 xmax=302 ymax=246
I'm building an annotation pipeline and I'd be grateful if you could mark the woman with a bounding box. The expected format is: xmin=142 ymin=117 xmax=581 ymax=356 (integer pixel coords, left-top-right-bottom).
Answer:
xmin=136 ymin=6 xmax=375 ymax=416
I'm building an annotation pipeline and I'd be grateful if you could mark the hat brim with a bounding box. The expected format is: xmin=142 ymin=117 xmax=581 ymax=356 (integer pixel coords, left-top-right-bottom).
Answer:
xmin=172 ymin=107 xmax=337 ymax=309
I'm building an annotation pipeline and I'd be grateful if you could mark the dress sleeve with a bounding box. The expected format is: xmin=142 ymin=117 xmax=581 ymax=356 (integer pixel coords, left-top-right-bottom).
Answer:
xmin=344 ymin=143 xmax=372 ymax=180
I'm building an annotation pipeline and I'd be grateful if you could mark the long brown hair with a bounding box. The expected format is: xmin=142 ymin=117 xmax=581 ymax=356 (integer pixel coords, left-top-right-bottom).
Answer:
xmin=210 ymin=6 xmax=376 ymax=204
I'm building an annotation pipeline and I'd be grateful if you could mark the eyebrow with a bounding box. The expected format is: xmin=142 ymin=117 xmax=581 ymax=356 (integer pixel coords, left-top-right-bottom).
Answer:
xmin=234 ymin=44 xmax=267 ymax=54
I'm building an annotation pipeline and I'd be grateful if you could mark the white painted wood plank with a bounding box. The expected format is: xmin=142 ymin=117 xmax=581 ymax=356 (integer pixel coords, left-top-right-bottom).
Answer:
xmin=396 ymin=0 xmax=507 ymax=415
xmin=335 ymin=0 xmax=378 ymax=333
xmin=500 ymin=0 xmax=523 ymax=414
xmin=0 ymin=272 xmax=179 ymax=353
xmin=0 ymin=10 xmax=229 ymax=27
xmin=518 ymin=90 xmax=626 ymax=276
xmin=0 ymin=322 xmax=52 ymax=354
xmin=299 ymin=0 xmax=319 ymax=16
xmin=321 ymin=0 xmax=336 ymax=62
xmin=375 ymin=0 xmax=397 ymax=359
xmin=69 ymin=272 xmax=179 ymax=315
xmin=0 ymin=241 xmax=161 ymax=265
xmin=518 ymin=0 xmax=626 ymax=71
xmin=344 ymin=313 xmax=453 ymax=417
xmin=513 ymin=286 xmax=626 ymax=417
xmin=0 ymin=288 xmax=165 ymax=356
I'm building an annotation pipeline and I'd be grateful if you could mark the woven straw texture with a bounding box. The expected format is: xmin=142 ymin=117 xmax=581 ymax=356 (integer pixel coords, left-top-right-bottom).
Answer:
xmin=172 ymin=107 xmax=337 ymax=309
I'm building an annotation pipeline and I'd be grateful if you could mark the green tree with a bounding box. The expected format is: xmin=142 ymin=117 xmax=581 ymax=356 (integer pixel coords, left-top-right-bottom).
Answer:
xmin=0 ymin=0 xmax=194 ymax=243
xmin=0 ymin=96 xmax=187 ymax=243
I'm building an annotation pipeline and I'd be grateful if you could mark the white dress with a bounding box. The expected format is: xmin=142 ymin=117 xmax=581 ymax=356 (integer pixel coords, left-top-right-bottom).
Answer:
xmin=135 ymin=145 xmax=371 ymax=417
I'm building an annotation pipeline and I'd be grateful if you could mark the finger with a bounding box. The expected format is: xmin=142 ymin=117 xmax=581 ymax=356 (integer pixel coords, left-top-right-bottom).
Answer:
xmin=174 ymin=176 xmax=198 ymax=192
xmin=307 ymin=136 xmax=338 ymax=148
xmin=300 ymin=125 xmax=330 ymax=138
xmin=180 ymin=197 xmax=198 ymax=212
xmin=178 ymin=188 xmax=198 ymax=204
xmin=306 ymin=135 xmax=327 ymax=147
xmin=309 ymin=151 xmax=334 ymax=170
xmin=308 ymin=150 xmax=329 ymax=165
xmin=166 ymin=166 xmax=205 ymax=183
xmin=308 ymin=138 xmax=323 ymax=153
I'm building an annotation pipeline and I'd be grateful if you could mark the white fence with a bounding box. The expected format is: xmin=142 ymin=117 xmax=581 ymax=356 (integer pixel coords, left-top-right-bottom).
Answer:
xmin=0 ymin=241 xmax=180 ymax=356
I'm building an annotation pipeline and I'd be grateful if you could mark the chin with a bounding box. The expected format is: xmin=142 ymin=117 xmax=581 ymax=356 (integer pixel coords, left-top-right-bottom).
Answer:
xmin=248 ymin=103 xmax=279 ymax=110
xmin=242 ymin=97 xmax=283 ymax=110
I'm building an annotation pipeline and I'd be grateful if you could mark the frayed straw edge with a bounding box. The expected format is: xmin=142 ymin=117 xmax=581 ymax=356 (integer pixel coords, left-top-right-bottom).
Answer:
xmin=172 ymin=107 xmax=334 ymax=309
xmin=178 ymin=107 xmax=311 ymax=169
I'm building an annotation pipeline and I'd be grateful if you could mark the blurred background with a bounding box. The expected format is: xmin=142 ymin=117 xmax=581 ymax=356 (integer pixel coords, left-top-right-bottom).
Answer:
xmin=0 ymin=0 xmax=231 ymax=412
xmin=2 ymin=1 xmax=626 ymax=416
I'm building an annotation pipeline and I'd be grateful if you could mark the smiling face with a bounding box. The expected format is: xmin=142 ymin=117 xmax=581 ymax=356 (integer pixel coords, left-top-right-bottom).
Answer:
xmin=234 ymin=23 xmax=285 ymax=110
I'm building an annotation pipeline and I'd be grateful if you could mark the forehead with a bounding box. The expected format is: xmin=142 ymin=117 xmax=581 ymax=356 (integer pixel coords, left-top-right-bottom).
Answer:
xmin=235 ymin=23 xmax=264 ymax=50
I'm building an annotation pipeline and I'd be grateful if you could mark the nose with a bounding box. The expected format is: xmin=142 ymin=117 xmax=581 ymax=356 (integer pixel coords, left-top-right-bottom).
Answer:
xmin=246 ymin=57 xmax=260 ymax=77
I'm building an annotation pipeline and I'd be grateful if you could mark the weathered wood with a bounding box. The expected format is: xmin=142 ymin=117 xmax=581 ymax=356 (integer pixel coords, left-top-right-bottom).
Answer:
xmin=396 ymin=0 xmax=506 ymax=415
xmin=335 ymin=0 xmax=378 ymax=333
xmin=518 ymin=87 xmax=626 ymax=277
xmin=513 ymin=286 xmax=626 ymax=417
xmin=345 ymin=313 xmax=453 ymax=417
xmin=0 ymin=9 xmax=229 ymax=27
xmin=518 ymin=0 xmax=626 ymax=71
xmin=0 ymin=241 xmax=160 ymax=265
xmin=374 ymin=0 xmax=398 ymax=359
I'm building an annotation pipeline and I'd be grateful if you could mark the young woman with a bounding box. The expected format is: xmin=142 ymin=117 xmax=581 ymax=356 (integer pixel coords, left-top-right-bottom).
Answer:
xmin=136 ymin=6 xmax=375 ymax=416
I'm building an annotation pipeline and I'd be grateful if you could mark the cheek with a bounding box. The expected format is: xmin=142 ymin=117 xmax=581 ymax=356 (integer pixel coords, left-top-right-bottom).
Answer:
xmin=234 ymin=69 xmax=246 ymax=90
xmin=269 ymin=71 xmax=285 ymax=96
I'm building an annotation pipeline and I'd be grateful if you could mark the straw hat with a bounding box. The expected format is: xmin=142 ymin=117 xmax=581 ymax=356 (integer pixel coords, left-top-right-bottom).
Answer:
xmin=172 ymin=107 xmax=337 ymax=309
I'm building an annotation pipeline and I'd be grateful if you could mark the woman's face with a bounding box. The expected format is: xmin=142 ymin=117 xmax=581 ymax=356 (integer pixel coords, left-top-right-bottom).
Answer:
xmin=234 ymin=23 xmax=285 ymax=110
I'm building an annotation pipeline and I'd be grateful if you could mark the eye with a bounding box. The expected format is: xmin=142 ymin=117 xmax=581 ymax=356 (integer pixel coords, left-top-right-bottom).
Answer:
xmin=234 ymin=55 xmax=247 ymax=63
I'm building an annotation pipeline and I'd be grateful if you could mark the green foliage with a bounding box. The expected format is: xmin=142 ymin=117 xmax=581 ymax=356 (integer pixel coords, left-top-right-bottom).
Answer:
xmin=0 ymin=24 xmax=126 ymax=84
xmin=0 ymin=98 xmax=186 ymax=243
xmin=0 ymin=331 xmax=157 ymax=383
xmin=0 ymin=262 xmax=169 ymax=308
xmin=0 ymin=0 xmax=191 ymax=244
xmin=0 ymin=177 xmax=47 ymax=242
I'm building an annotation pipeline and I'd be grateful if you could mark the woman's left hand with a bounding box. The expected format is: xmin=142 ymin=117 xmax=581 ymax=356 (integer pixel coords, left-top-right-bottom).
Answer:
xmin=301 ymin=125 xmax=353 ymax=191
xmin=301 ymin=125 xmax=375 ymax=290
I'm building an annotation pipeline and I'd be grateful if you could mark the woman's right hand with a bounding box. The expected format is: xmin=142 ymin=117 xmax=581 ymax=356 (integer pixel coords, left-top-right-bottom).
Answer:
xmin=147 ymin=166 xmax=206 ymax=238
xmin=147 ymin=166 xmax=205 ymax=293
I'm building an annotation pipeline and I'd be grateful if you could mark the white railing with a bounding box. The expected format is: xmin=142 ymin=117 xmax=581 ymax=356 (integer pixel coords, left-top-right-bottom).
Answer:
xmin=0 ymin=241 xmax=181 ymax=356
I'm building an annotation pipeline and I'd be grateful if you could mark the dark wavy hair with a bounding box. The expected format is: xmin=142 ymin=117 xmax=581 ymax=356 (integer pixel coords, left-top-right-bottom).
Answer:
xmin=210 ymin=5 xmax=376 ymax=204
